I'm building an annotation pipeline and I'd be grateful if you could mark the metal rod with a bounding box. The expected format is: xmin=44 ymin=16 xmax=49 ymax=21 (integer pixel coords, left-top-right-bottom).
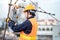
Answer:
xmin=3 ymin=0 xmax=19 ymax=39
xmin=3 ymin=0 xmax=12 ymax=40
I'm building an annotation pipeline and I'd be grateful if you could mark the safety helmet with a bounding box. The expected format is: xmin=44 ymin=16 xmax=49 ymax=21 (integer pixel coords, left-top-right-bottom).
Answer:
xmin=24 ymin=4 xmax=35 ymax=12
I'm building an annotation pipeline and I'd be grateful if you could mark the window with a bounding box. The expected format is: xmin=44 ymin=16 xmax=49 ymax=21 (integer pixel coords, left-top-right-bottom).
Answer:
xmin=46 ymin=28 xmax=49 ymax=31
xmin=39 ymin=28 xmax=41 ymax=31
xmin=42 ymin=28 xmax=45 ymax=31
xmin=51 ymin=28 xmax=52 ymax=31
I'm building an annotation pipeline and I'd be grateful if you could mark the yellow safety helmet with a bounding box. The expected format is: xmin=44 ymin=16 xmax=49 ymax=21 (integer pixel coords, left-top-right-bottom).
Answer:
xmin=24 ymin=4 xmax=35 ymax=12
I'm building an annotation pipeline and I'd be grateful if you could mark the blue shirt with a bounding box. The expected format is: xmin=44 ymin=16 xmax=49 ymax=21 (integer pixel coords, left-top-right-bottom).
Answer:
xmin=8 ymin=16 xmax=34 ymax=34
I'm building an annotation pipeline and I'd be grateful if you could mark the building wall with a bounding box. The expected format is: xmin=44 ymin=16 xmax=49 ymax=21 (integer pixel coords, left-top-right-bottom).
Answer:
xmin=53 ymin=25 xmax=60 ymax=40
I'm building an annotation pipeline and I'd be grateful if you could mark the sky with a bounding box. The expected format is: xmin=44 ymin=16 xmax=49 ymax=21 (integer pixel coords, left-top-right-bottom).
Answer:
xmin=0 ymin=0 xmax=60 ymax=20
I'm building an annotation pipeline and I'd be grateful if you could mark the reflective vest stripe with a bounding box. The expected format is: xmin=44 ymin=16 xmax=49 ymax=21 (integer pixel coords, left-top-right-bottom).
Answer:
xmin=20 ymin=34 xmax=35 ymax=40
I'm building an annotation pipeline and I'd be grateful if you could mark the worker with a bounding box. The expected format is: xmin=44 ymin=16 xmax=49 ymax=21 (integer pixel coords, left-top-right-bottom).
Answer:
xmin=7 ymin=4 xmax=38 ymax=40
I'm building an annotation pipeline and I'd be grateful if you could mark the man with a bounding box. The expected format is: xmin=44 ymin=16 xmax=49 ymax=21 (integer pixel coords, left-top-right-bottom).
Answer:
xmin=8 ymin=4 xmax=38 ymax=40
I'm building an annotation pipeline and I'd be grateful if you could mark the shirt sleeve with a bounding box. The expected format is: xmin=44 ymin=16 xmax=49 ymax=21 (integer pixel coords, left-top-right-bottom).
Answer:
xmin=8 ymin=20 xmax=32 ymax=32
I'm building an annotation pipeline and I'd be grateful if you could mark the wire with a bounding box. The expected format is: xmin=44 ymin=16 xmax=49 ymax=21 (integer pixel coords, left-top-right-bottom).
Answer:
xmin=30 ymin=0 xmax=60 ymax=22
xmin=36 ymin=10 xmax=55 ymax=16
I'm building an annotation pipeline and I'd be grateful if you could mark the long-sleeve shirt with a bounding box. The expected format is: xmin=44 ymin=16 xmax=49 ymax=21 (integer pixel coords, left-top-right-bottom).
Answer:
xmin=8 ymin=16 xmax=34 ymax=34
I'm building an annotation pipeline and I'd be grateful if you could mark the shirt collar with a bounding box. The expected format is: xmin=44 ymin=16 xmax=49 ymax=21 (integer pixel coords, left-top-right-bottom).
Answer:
xmin=27 ymin=16 xmax=34 ymax=19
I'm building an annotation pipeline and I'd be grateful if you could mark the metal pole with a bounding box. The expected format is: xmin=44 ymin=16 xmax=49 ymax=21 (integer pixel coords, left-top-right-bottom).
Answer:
xmin=3 ymin=0 xmax=12 ymax=40
xmin=3 ymin=0 xmax=19 ymax=40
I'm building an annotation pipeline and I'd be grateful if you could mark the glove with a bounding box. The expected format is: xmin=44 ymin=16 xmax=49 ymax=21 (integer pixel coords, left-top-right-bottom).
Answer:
xmin=6 ymin=17 xmax=11 ymax=23
xmin=8 ymin=20 xmax=15 ymax=27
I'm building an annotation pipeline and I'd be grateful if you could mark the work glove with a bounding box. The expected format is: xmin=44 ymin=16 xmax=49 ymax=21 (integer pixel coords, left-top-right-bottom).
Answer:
xmin=6 ymin=17 xmax=11 ymax=23
xmin=8 ymin=20 xmax=15 ymax=27
xmin=6 ymin=17 xmax=15 ymax=26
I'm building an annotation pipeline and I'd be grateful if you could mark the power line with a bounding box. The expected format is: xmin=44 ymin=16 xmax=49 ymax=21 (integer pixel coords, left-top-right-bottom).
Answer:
xmin=29 ymin=0 xmax=60 ymax=22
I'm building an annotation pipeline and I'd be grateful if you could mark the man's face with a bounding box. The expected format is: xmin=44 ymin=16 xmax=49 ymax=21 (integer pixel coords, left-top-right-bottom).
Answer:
xmin=24 ymin=12 xmax=28 ymax=18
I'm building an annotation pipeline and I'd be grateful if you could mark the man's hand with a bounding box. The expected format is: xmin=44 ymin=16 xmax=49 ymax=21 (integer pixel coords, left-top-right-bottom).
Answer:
xmin=6 ymin=17 xmax=11 ymax=23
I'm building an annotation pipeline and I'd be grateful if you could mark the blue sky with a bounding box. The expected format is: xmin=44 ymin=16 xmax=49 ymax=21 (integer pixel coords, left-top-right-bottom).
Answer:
xmin=0 ymin=0 xmax=60 ymax=20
